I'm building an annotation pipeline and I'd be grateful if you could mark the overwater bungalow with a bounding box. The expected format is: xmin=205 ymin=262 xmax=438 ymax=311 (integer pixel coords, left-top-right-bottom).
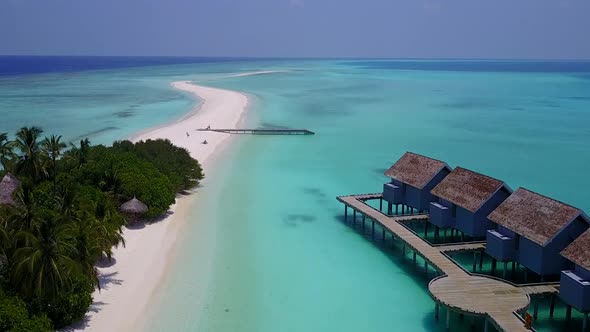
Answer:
xmin=429 ymin=167 xmax=511 ymax=237
xmin=560 ymin=228 xmax=590 ymax=318
xmin=487 ymin=188 xmax=589 ymax=278
xmin=382 ymin=152 xmax=451 ymax=214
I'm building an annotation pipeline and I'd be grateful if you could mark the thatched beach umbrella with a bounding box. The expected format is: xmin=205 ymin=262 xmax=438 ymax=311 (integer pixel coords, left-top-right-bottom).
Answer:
xmin=120 ymin=196 xmax=148 ymax=222
xmin=0 ymin=173 xmax=20 ymax=206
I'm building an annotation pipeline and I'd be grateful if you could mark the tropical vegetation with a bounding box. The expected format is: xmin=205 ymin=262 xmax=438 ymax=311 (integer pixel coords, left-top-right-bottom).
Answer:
xmin=0 ymin=127 xmax=203 ymax=330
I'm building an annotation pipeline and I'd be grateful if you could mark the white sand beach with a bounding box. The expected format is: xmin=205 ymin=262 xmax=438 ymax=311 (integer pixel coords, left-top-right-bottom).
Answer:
xmin=69 ymin=81 xmax=249 ymax=331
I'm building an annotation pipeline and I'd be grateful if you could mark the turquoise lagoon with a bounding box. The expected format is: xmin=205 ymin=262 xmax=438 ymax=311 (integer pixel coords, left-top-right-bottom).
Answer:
xmin=1 ymin=59 xmax=590 ymax=331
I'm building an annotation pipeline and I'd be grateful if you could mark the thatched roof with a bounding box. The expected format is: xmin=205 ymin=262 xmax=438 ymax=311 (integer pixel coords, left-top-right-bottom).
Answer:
xmin=430 ymin=167 xmax=506 ymax=213
xmin=384 ymin=152 xmax=450 ymax=189
xmin=120 ymin=197 xmax=148 ymax=215
xmin=489 ymin=188 xmax=581 ymax=246
xmin=562 ymin=228 xmax=590 ymax=271
xmin=0 ymin=173 xmax=20 ymax=206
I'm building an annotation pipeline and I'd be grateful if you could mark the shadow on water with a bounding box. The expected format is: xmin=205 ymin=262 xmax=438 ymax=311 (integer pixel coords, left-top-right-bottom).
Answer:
xmin=332 ymin=212 xmax=436 ymax=284
xmin=283 ymin=213 xmax=317 ymax=227
xmin=302 ymin=187 xmax=327 ymax=199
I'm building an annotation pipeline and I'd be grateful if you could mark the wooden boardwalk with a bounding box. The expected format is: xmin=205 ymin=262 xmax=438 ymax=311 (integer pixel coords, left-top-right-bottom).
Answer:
xmin=337 ymin=194 xmax=536 ymax=331
xmin=521 ymin=283 xmax=559 ymax=296
xmin=436 ymin=242 xmax=486 ymax=253
xmin=196 ymin=128 xmax=314 ymax=135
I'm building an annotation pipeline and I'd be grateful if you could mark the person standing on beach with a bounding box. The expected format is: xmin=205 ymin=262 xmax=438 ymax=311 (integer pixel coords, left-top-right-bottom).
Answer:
xmin=186 ymin=131 xmax=190 ymax=137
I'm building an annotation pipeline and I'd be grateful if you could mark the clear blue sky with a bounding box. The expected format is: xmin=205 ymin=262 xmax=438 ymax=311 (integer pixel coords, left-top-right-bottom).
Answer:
xmin=1 ymin=0 xmax=589 ymax=59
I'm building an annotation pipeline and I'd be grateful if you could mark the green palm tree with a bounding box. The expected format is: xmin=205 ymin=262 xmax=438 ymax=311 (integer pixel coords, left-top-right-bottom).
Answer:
xmin=14 ymin=126 xmax=45 ymax=182
xmin=11 ymin=218 xmax=77 ymax=299
xmin=0 ymin=217 xmax=10 ymax=264
xmin=42 ymin=135 xmax=66 ymax=194
xmin=9 ymin=185 xmax=38 ymax=232
xmin=0 ymin=132 xmax=15 ymax=171
xmin=66 ymin=214 xmax=103 ymax=289
xmin=68 ymin=138 xmax=91 ymax=169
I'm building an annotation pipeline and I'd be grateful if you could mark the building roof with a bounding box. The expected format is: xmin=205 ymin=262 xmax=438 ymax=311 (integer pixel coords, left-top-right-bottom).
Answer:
xmin=120 ymin=197 xmax=148 ymax=215
xmin=384 ymin=152 xmax=450 ymax=189
xmin=430 ymin=167 xmax=506 ymax=213
xmin=0 ymin=173 xmax=20 ymax=206
xmin=488 ymin=188 xmax=581 ymax=246
xmin=561 ymin=228 xmax=590 ymax=271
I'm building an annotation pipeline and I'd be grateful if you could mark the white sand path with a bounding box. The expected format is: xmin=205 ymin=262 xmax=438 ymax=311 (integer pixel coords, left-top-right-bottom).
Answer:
xmin=67 ymin=81 xmax=249 ymax=331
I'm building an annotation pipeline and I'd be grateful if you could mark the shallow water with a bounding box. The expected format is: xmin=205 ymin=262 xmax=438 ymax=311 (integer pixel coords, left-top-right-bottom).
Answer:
xmin=1 ymin=58 xmax=590 ymax=331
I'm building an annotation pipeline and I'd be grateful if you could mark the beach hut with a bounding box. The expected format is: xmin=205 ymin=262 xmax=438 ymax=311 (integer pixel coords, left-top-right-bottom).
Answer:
xmin=0 ymin=173 xmax=20 ymax=206
xmin=383 ymin=152 xmax=451 ymax=213
xmin=429 ymin=167 xmax=511 ymax=237
xmin=560 ymin=229 xmax=590 ymax=323
xmin=120 ymin=197 xmax=148 ymax=222
xmin=487 ymin=188 xmax=589 ymax=277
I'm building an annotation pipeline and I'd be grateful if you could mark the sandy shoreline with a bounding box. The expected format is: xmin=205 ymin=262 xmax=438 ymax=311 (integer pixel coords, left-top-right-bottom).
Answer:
xmin=69 ymin=81 xmax=250 ymax=331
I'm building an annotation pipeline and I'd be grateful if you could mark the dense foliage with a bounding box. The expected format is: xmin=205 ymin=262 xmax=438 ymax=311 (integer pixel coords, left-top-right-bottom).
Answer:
xmin=0 ymin=127 xmax=203 ymax=330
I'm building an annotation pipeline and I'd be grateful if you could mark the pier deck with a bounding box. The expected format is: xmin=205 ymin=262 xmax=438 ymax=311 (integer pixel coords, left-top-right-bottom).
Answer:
xmin=196 ymin=128 xmax=314 ymax=135
xmin=337 ymin=193 xmax=551 ymax=332
xmin=436 ymin=242 xmax=486 ymax=253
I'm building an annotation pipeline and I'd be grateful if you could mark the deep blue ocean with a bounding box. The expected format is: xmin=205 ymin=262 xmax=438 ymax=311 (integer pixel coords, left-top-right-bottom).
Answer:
xmin=1 ymin=56 xmax=590 ymax=331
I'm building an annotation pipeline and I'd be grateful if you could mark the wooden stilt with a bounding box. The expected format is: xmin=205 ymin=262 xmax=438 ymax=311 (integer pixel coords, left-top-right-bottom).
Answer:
xmin=391 ymin=232 xmax=396 ymax=249
xmin=503 ymin=261 xmax=508 ymax=279
xmin=388 ymin=203 xmax=392 ymax=215
xmin=512 ymin=261 xmax=516 ymax=277
xmin=491 ymin=258 xmax=497 ymax=276
xmin=484 ymin=317 xmax=489 ymax=332
xmin=362 ymin=214 xmax=365 ymax=232
xmin=344 ymin=206 xmax=347 ymax=221
xmin=435 ymin=227 xmax=440 ymax=242
xmin=435 ymin=303 xmax=439 ymax=320
xmin=524 ymin=268 xmax=528 ymax=283
xmin=424 ymin=222 xmax=428 ymax=239
xmin=446 ymin=309 xmax=451 ymax=331
xmin=443 ymin=229 xmax=447 ymax=242
xmin=379 ymin=198 xmax=383 ymax=212
xmin=533 ymin=301 xmax=539 ymax=319
xmin=395 ymin=204 xmax=399 ymax=215
xmin=472 ymin=252 xmax=477 ymax=272
xmin=413 ymin=251 xmax=417 ymax=266
xmin=459 ymin=313 xmax=464 ymax=320
xmin=479 ymin=252 xmax=484 ymax=271
xmin=402 ymin=244 xmax=406 ymax=256
xmin=382 ymin=228 xmax=385 ymax=241
xmin=352 ymin=210 xmax=356 ymax=225
xmin=549 ymin=294 xmax=556 ymax=318
xmin=566 ymin=305 xmax=572 ymax=323
xmin=583 ymin=312 xmax=588 ymax=332
xmin=424 ymin=260 xmax=428 ymax=275
xmin=371 ymin=219 xmax=375 ymax=239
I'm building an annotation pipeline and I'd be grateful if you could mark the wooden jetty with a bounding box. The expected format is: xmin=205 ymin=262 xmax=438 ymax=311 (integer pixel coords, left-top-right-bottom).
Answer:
xmin=196 ymin=128 xmax=314 ymax=135
xmin=337 ymin=193 xmax=559 ymax=332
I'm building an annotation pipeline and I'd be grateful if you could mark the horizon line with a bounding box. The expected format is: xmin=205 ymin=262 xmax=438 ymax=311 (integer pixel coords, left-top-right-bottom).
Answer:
xmin=1 ymin=54 xmax=590 ymax=62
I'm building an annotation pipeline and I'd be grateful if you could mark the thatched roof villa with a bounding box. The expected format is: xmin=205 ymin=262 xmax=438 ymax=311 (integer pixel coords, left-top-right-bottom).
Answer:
xmin=383 ymin=152 xmax=451 ymax=213
xmin=429 ymin=167 xmax=512 ymax=237
xmin=487 ymin=188 xmax=589 ymax=277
